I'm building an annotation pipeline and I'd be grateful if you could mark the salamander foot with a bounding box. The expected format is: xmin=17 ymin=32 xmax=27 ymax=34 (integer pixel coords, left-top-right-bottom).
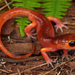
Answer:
xmin=46 ymin=59 xmax=54 ymax=68
xmin=62 ymin=54 xmax=72 ymax=60
xmin=55 ymin=23 xmax=69 ymax=32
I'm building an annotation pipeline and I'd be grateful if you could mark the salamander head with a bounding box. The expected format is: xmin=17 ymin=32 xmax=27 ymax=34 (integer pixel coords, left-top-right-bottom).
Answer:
xmin=64 ymin=40 xmax=75 ymax=50
xmin=53 ymin=34 xmax=75 ymax=50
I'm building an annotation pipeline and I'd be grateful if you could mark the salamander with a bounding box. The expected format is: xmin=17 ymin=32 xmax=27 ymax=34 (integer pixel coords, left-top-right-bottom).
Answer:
xmin=0 ymin=8 xmax=75 ymax=67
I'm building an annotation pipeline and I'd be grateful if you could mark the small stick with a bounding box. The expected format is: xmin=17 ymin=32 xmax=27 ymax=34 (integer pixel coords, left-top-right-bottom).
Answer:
xmin=4 ymin=0 xmax=11 ymax=9
xmin=0 ymin=69 xmax=9 ymax=73
xmin=41 ymin=56 xmax=75 ymax=75
xmin=9 ymin=56 xmax=75 ymax=75
xmin=9 ymin=63 xmax=47 ymax=75
xmin=0 ymin=1 xmax=13 ymax=11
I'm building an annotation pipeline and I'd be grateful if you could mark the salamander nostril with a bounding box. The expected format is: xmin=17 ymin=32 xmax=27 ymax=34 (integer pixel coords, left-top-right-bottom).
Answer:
xmin=69 ymin=41 xmax=75 ymax=46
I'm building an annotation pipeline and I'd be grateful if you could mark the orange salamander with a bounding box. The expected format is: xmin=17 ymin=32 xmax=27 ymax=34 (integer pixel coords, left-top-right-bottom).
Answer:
xmin=0 ymin=8 xmax=75 ymax=67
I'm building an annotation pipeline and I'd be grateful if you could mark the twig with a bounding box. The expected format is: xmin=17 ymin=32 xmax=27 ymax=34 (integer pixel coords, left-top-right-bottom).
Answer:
xmin=3 ymin=56 xmax=43 ymax=63
xmin=4 ymin=0 xmax=11 ymax=9
xmin=17 ymin=68 xmax=21 ymax=75
xmin=41 ymin=56 xmax=75 ymax=75
xmin=9 ymin=56 xmax=75 ymax=75
xmin=5 ymin=56 xmax=74 ymax=75
xmin=0 ymin=69 xmax=9 ymax=73
xmin=0 ymin=1 xmax=14 ymax=11
xmin=9 ymin=63 xmax=47 ymax=75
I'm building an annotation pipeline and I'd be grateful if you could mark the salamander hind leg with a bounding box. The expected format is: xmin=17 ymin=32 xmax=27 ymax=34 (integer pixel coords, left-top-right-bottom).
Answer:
xmin=62 ymin=49 xmax=71 ymax=60
xmin=41 ymin=47 xmax=57 ymax=68
xmin=47 ymin=16 xmax=69 ymax=32
xmin=24 ymin=22 xmax=37 ymax=39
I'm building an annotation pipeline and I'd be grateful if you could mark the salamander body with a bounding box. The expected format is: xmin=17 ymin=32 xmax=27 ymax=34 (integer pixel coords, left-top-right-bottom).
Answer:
xmin=0 ymin=8 xmax=75 ymax=67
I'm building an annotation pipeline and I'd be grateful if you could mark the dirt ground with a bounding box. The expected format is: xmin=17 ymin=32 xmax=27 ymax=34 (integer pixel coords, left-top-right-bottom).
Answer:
xmin=0 ymin=1 xmax=75 ymax=75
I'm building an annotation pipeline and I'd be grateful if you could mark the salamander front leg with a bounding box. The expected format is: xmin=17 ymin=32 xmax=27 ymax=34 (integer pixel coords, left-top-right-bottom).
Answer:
xmin=24 ymin=22 xmax=36 ymax=39
xmin=41 ymin=47 xmax=57 ymax=68
xmin=62 ymin=49 xmax=71 ymax=60
xmin=47 ymin=16 xmax=69 ymax=32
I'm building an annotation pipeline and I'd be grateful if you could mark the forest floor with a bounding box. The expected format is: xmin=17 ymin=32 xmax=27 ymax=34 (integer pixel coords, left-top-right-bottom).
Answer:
xmin=0 ymin=1 xmax=75 ymax=75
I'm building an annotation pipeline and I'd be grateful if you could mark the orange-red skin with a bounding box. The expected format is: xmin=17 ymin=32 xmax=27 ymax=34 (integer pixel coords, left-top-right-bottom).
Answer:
xmin=0 ymin=8 xmax=75 ymax=63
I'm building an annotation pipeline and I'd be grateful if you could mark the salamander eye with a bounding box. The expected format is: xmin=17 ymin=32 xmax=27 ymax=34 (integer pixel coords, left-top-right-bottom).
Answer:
xmin=69 ymin=41 xmax=75 ymax=46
